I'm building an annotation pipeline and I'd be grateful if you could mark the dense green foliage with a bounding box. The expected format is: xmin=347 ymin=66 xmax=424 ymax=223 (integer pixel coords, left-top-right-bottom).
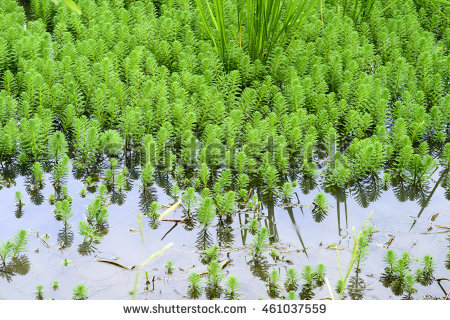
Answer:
xmin=0 ymin=0 xmax=448 ymax=300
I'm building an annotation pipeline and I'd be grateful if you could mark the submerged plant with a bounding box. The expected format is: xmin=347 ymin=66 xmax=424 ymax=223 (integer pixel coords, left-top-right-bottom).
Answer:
xmin=52 ymin=281 xmax=59 ymax=291
xmin=72 ymin=284 xmax=88 ymax=300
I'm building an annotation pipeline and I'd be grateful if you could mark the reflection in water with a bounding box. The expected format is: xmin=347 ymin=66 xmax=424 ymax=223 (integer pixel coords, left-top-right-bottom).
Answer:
xmin=285 ymin=207 xmax=307 ymax=255
xmin=57 ymin=228 xmax=74 ymax=249
xmin=410 ymin=170 xmax=448 ymax=230
xmin=215 ymin=217 xmax=234 ymax=248
xmin=0 ymin=255 xmax=30 ymax=282
xmin=247 ymin=257 xmax=270 ymax=282
xmin=78 ymin=241 xmax=98 ymax=256
xmin=14 ymin=207 xmax=24 ymax=219
xmin=348 ymin=273 xmax=367 ymax=300
xmin=195 ymin=228 xmax=213 ymax=251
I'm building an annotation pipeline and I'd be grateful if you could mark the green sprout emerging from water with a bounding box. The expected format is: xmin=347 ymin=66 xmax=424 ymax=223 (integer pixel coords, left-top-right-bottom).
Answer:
xmin=201 ymin=245 xmax=219 ymax=264
xmin=267 ymin=269 xmax=281 ymax=296
xmin=0 ymin=229 xmax=28 ymax=266
xmin=286 ymin=290 xmax=299 ymax=300
xmin=206 ymin=260 xmax=224 ymax=298
xmin=165 ymin=261 xmax=174 ymax=274
xmin=415 ymin=254 xmax=436 ymax=285
xmin=284 ymin=267 xmax=300 ymax=291
xmin=224 ymin=275 xmax=241 ymax=300
xmin=35 ymin=285 xmax=44 ymax=300
xmin=15 ymin=191 xmax=24 ymax=208
xmin=247 ymin=218 xmax=259 ymax=234
xmin=187 ymin=272 xmax=203 ymax=299
xmin=72 ymin=284 xmax=88 ymax=300
xmin=55 ymin=199 xmax=73 ymax=228
xmin=250 ymin=227 xmax=270 ymax=257
xmin=312 ymin=192 xmax=329 ymax=223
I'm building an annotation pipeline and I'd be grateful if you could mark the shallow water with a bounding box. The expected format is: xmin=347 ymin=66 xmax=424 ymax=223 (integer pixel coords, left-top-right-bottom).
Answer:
xmin=0 ymin=166 xmax=449 ymax=300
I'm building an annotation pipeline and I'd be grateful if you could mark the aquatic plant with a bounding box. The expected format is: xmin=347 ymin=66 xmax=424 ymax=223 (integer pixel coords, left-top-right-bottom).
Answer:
xmin=216 ymin=191 xmax=236 ymax=216
xmin=86 ymin=197 xmax=108 ymax=225
xmin=403 ymin=274 xmax=417 ymax=299
xmin=224 ymin=275 xmax=240 ymax=300
xmin=0 ymin=229 xmax=28 ymax=266
xmin=47 ymin=193 xmax=56 ymax=205
xmin=187 ymin=272 xmax=203 ymax=299
xmin=270 ymin=249 xmax=278 ymax=258
xmin=280 ymin=182 xmax=294 ymax=203
xmin=30 ymin=162 xmax=45 ymax=189
xmin=199 ymin=163 xmax=210 ymax=188
xmin=140 ymin=163 xmax=154 ymax=189
xmin=55 ymin=199 xmax=73 ymax=228
xmin=35 ymin=285 xmax=44 ymax=300
xmin=247 ymin=218 xmax=259 ymax=234
xmin=170 ymin=184 xmax=180 ymax=200
xmin=100 ymin=130 xmax=123 ymax=156
xmin=383 ymin=249 xmax=398 ymax=276
xmin=165 ymin=261 xmax=174 ymax=275
xmin=195 ymin=0 xmax=319 ymax=63
xmin=15 ymin=191 xmax=24 ymax=208
xmin=72 ymin=284 xmax=88 ymax=300
xmin=312 ymin=192 xmax=329 ymax=222
xmin=148 ymin=201 xmax=160 ymax=219
xmin=79 ymin=188 xmax=87 ymax=198
xmin=284 ymin=267 xmax=300 ymax=291
xmin=314 ymin=264 xmax=326 ymax=286
xmin=116 ymin=173 xmax=126 ymax=192
xmin=48 ymin=131 xmax=68 ymax=162
xmin=197 ymin=195 xmax=216 ymax=226
xmin=251 ymin=226 xmax=270 ymax=257
xmin=201 ymin=245 xmax=220 ymax=264
xmin=52 ymin=155 xmax=69 ymax=186
xmin=415 ymin=254 xmax=435 ymax=285
xmin=206 ymin=260 xmax=224 ymax=296
xmin=261 ymin=165 xmax=279 ymax=196
xmin=78 ymin=221 xmax=100 ymax=243
xmin=355 ymin=228 xmax=372 ymax=271
xmin=286 ymin=291 xmax=299 ymax=300
xmin=52 ymin=281 xmax=59 ymax=291
xmin=267 ymin=269 xmax=281 ymax=295
xmin=62 ymin=259 xmax=71 ymax=267
xmin=182 ymin=187 xmax=197 ymax=212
